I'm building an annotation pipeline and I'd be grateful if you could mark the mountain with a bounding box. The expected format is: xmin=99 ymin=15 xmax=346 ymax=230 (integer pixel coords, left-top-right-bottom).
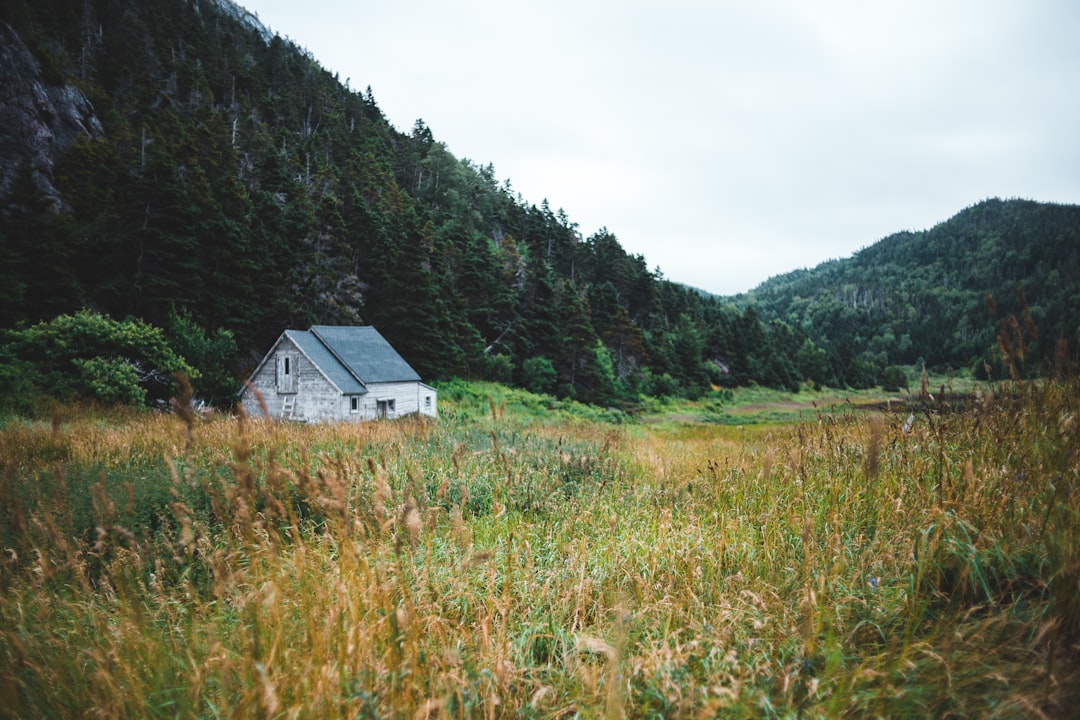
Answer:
xmin=0 ymin=20 xmax=105 ymax=204
xmin=0 ymin=0 xmax=1076 ymax=409
xmin=0 ymin=0 xmax=733 ymax=405
xmin=735 ymin=198 xmax=1080 ymax=383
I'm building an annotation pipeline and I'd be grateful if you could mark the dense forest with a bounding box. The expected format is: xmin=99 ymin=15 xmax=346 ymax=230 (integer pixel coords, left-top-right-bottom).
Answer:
xmin=736 ymin=199 xmax=1080 ymax=386
xmin=1 ymin=0 xmax=1077 ymax=409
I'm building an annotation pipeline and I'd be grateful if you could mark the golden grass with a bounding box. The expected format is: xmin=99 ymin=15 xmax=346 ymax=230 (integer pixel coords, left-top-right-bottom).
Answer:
xmin=1 ymin=378 xmax=1077 ymax=717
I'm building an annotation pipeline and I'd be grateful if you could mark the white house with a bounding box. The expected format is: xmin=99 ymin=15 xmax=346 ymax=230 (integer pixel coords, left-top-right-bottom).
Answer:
xmin=239 ymin=325 xmax=437 ymax=422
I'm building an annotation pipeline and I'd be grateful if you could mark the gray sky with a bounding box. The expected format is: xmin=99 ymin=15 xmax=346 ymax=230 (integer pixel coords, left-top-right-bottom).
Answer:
xmin=236 ymin=0 xmax=1080 ymax=296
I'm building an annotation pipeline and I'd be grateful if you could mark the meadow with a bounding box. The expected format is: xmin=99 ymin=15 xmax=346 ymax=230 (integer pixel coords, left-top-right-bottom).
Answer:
xmin=0 ymin=376 xmax=1077 ymax=718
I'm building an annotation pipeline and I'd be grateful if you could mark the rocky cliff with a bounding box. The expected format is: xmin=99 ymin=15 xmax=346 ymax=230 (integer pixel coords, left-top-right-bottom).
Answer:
xmin=0 ymin=21 xmax=104 ymax=205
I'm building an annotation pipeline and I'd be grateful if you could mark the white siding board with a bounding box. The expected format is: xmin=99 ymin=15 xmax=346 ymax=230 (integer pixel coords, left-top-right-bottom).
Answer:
xmin=363 ymin=382 xmax=438 ymax=419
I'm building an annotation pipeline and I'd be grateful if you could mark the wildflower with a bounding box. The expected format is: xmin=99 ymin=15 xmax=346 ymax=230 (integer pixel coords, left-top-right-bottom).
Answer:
xmin=868 ymin=576 xmax=879 ymax=589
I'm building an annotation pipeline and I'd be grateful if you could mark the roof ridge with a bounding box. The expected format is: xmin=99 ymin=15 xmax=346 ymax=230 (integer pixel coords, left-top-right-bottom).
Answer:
xmin=309 ymin=326 xmax=368 ymax=387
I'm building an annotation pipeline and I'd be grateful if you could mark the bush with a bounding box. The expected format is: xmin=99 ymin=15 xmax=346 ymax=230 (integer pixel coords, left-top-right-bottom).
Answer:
xmin=0 ymin=310 xmax=197 ymax=408
xmin=484 ymin=353 xmax=514 ymax=384
xmin=647 ymin=372 xmax=681 ymax=398
xmin=72 ymin=357 xmax=147 ymax=405
xmin=881 ymin=365 xmax=909 ymax=392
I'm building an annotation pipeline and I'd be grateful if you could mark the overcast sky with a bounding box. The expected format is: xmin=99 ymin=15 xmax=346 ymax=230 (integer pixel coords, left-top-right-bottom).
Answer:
xmin=236 ymin=0 xmax=1080 ymax=296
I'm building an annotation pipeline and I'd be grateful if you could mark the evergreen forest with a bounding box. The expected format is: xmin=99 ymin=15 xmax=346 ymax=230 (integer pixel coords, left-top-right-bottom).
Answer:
xmin=1 ymin=0 xmax=1078 ymax=409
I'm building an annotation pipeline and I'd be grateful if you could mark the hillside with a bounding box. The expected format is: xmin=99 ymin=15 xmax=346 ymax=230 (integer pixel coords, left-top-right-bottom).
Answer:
xmin=736 ymin=199 xmax=1080 ymax=384
xmin=0 ymin=0 xmax=728 ymax=405
xmin=0 ymin=0 xmax=1077 ymax=410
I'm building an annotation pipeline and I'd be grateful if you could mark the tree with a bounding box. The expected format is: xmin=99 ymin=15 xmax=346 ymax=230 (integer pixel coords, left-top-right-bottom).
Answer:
xmin=880 ymin=365 xmax=908 ymax=392
xmin=520 ymin=356 xmax=557 ymax=395
xmin=166 ymin=307 xmax=239 ymax=407
xmin=601 ymin=304 xmax=648 ymax=383
xmin=553 ymin=279 xmax=603 ymax=400
xmin=795 ymin=338 xmax=831 ymax=387
xmin=0 ymin=310 xmax=197 ymax=409
xmin=0 ymin=161 xmax=82 ymax=326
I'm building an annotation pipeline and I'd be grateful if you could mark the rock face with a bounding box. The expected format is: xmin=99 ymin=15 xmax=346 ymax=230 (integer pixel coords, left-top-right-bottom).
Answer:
xmin=0 ymin=21 xmax=105 ymax=203
xmin=206 ymin=0 xmax=274 ymax=43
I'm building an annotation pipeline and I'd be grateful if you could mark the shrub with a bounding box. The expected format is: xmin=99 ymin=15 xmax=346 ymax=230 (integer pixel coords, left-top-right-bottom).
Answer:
xmin=881 ymin=365 xmax=909 ymax=392
xmin=483 ymin=353 xmax=514 ymax=384
xmin=166 ymin=307 xmax=239 ymax=408
xmin=0 ymin=310 xmax=197 ymax=408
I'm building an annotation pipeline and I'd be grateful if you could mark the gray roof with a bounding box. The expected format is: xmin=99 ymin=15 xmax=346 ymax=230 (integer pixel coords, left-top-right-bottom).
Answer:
xmin=310 ymin=326 xmax=422 ymax=385
xmin=285 ymin=330 xmax=368 ymax=395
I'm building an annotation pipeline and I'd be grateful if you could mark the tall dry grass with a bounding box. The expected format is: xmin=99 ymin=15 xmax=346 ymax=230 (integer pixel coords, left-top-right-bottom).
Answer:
xmin=0 ymin=376 xmax=1077 ymax=717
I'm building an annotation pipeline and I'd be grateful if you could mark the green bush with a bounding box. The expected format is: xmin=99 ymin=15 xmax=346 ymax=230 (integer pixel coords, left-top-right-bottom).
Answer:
xmin=0 ymin=310 xmax=197 ymax=409
xmin=881 ymin=365 xmax=909 ymax=392
xmin=484 ymin=353 xmax=514 ymax=384
xmin=72 ymin=357 xmax=146 ymax=405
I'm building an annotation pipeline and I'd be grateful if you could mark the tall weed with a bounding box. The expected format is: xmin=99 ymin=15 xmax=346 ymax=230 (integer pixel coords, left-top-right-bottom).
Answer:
xmin=0 ymin=377 xmax=1076 ymax=717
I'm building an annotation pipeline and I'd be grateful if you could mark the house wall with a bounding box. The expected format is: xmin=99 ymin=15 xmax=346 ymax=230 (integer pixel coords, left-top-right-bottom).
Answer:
xmin=419 ymin=385 xmax=437 ymax=418
xmin=352 ymin=382 xmax=438 ymax=420
xmin=241 ymin=337 xmax=343 ymax=422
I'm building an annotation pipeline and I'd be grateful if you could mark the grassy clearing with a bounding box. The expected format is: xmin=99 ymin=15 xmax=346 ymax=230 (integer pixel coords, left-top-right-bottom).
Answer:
xmin=1 ymin=377 xmax=1078 ymax=717
xmin=640 ymin=369 xmax=983 ymax=427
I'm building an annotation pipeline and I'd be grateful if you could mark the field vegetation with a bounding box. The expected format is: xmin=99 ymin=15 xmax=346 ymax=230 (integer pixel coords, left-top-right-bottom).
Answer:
xmin=1 ymin=373 xmax=1078 ymax=717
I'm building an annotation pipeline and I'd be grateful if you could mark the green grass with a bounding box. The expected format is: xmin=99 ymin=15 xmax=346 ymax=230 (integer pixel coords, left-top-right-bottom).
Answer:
xmin=435 ymin=378 xmax=634 ymax=425
xmin=1 ymin=377 xmax=1077 ymax=717
xmin=639 ymin=367 xmax=986 ymax=427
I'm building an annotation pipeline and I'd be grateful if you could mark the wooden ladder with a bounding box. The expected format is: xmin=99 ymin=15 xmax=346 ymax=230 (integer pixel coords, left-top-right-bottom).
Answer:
xmin=280 ymin=395 xmax=295 ymax=419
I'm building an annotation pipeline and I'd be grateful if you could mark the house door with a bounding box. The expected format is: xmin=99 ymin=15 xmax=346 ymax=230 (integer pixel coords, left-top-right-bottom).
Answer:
xmin=277 ymin=353 xmax=297 ymax=393
xmin=377 ymin=399 xmax=394 ymax=418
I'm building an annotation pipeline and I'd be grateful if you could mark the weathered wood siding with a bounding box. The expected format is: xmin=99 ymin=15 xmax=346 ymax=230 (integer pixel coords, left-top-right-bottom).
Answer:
xmin=241 ymin=337 xmax=342 ymax=422
xmin=359 ymin=382 xmax=437 ymax=419
xmin=418 ymin=384 xmax=437 ymax=418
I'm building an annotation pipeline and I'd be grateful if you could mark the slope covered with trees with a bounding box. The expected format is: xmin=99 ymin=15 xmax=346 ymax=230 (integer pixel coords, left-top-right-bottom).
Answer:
xmin=1 ymin=0 xmax=1077 ymax=410
xmin=738 ymin=199 xmax=1080 ymax=385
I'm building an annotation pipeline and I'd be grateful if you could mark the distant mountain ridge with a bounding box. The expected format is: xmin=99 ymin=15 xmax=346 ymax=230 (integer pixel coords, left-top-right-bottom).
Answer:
xmin=735 ymin=198 xmax=1080 ymax=379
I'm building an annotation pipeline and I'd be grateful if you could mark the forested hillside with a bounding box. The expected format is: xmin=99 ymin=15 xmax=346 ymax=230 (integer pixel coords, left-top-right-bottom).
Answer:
xmin=738 ymin=199 xmax=1080 ymax=385
xmin=1 ymin=0 xmax=1077 ymax=409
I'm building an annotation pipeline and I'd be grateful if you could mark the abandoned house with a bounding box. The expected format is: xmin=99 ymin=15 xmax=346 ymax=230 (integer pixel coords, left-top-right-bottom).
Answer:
xmin=239 ymin=325 xmax=437 ymax=422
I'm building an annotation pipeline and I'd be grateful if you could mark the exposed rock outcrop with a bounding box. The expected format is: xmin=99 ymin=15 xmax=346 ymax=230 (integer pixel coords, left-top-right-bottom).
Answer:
xmin=205 ymin=0 xmax=275 ymax=43
xmin=0 ymin=21 xmax=105 ymax=204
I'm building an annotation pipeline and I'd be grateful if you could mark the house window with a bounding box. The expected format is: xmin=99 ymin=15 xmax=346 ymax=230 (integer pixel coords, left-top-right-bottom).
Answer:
xmin=350 ymin=397 xmax=359 ymax=413
xmin=425 ymin=396 xmax=432 ymax=409
xmin=283 ymin=357 xmax=290 ymax=375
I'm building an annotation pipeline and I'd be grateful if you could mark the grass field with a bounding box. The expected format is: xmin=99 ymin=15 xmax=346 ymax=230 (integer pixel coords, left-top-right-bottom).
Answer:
xmin=1 ymin=376 xmax=1077 ymax=718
